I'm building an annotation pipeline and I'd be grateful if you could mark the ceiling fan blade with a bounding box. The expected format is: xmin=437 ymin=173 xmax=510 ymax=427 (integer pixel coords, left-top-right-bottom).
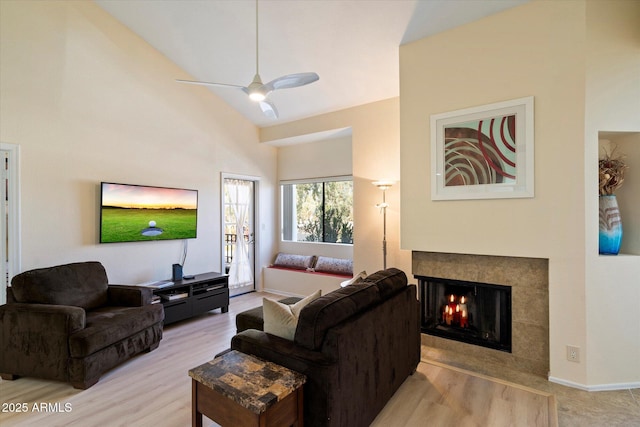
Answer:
xmin=176 ymin=79 xmax=246 ymax=90
xmin=263 ymin=72 xmax=319 ymax=93
xmin=259 ymin=100 xmax=279 ymax=119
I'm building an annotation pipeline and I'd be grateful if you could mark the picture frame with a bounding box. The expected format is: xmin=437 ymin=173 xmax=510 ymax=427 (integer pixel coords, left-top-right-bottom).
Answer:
xmin=430 ymin=96 xmax=534 ymax=200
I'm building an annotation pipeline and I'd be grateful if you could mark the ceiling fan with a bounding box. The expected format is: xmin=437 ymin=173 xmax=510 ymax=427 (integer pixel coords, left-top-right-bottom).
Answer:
xmin=176 ymin=0 xmax=319 ymax=119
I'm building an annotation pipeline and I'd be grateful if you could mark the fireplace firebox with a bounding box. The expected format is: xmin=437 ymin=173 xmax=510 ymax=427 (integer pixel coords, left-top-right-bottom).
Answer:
xmin=417 ymin=276 xmax=512 ymax=352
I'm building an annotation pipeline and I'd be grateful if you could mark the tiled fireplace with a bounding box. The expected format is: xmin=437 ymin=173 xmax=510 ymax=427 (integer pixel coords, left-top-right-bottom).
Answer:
xmin=413 ymin=251 xmax=549 ymax=377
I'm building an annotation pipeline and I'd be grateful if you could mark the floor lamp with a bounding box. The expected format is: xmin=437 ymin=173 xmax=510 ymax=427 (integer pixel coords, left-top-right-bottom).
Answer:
xmin=373 ymin=181 xmax=394 ymax=270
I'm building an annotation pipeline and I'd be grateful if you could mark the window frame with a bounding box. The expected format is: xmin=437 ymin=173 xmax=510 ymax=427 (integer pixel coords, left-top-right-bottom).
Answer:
xmin=280 ymin=175 xmax=353 ymax=245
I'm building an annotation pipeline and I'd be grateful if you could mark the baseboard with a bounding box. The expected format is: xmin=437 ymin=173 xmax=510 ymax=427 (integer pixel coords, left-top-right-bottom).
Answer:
xmin=261 ymin=288 xmax=302 ymax=298
xmin=548 ymin=376 xmax=640 ymax=391
xmin=262 ymin=267 xmax=343 ymax=297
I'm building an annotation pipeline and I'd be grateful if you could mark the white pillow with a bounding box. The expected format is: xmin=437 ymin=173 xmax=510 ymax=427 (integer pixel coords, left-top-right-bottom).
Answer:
xmin=340 ymin=270 xmax=367 ymax=287
xmin=263 ymin=290 xmax=321 ymax=340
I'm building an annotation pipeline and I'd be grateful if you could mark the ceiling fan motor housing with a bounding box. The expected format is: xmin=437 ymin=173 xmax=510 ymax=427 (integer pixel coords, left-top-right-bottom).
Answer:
xmin=248 ymin=74 xmax=267 ymax=101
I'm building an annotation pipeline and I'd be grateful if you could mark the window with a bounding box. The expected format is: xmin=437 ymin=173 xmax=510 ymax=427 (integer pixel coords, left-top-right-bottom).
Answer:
xmin=281 ymin=177 xmax=353 ymax=244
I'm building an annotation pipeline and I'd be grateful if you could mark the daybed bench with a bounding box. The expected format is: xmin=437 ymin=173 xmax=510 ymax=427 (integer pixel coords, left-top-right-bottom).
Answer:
xmin=262 ymin=252 xmax=354 ymax=295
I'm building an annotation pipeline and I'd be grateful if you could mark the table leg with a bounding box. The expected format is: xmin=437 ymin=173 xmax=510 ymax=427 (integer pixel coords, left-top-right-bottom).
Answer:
xmin=192 ymin=379 xmax=203 ymax=427
xmin=296 ymin=386 xmax=304 ymax=427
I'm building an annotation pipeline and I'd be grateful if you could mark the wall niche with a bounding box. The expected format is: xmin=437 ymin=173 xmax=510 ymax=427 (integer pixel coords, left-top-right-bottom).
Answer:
xmin=598 ymin=131 xmax=640 ymax=256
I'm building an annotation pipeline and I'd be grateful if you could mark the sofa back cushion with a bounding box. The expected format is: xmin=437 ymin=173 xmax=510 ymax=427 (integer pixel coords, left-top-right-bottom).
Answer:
xmin=295 ymin=283 xmax=380 ymax=351
xmin=362 ymin=268 xmax=408 ymax=299
xmin=11 ymin=262 xmax=109 ymax=310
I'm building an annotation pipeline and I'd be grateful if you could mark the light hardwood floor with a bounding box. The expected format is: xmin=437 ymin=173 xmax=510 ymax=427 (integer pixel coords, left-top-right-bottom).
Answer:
xmin=1 ymin=291 xmax=638 ymax=426
xmin=372 ymin=360 xmax=557 ymax=427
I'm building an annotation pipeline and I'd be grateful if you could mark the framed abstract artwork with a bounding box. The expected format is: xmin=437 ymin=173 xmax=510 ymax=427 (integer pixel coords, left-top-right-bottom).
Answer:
xmin=430 ymin=96 xmax=534 ymax=200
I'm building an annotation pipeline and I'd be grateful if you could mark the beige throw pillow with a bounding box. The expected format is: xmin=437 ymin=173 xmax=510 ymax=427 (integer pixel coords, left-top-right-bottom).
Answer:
xmin=263 ymin=290 xmax=321 ymax=340
xmin=340 ymin=270 xmax=367 ymax=287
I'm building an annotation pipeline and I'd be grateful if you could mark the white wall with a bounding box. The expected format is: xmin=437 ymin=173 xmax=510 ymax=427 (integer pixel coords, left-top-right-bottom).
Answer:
xmin=0 ymin=1 xmax=277 ymax=285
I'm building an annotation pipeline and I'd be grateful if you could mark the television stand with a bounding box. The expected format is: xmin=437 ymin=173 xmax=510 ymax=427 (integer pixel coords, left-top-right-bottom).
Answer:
xmin=152 ymin=272 xmax=229 ymax=325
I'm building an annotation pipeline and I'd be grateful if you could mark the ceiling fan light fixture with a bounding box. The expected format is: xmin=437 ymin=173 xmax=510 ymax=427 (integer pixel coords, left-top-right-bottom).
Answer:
xmin=248 ymin=73 xmax=266 ymax=102
xmin=176 ymin=0 xmax=318 ymax=119
xmin=249 ymin=90 xmax=266 ymax=102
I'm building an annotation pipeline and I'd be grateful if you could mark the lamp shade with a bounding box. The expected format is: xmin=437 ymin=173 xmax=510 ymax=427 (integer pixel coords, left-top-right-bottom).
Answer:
xmin=372 ymin=180 xmax=394 ymax=190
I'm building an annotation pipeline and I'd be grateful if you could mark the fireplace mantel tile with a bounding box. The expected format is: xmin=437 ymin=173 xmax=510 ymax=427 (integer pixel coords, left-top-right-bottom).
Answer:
xmin=414 ymin=251 xmax=549 ymax=377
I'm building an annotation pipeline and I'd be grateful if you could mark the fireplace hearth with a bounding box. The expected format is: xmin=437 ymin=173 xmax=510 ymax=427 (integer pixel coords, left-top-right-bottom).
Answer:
xmin=418 ymin=276 xmax=512 ymax=352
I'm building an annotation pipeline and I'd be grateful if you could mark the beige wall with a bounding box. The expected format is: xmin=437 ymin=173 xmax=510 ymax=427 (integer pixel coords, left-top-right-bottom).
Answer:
xmin=0 ymin=1 xmax=277 ymax=285
xmin=278 ymin=136 xmax=352 ymax=181
xmin=584 ymin=0 xmax=640 ymax=387
xmin=276 ymin=136 xmax=353 ymax=262
xmin=400 ymin=0 xmax=639 ymax=388
xmin=4 ymin=0 xmax=636 ymax=390
xmin=261 ymin=98 xmax=412 ymax=279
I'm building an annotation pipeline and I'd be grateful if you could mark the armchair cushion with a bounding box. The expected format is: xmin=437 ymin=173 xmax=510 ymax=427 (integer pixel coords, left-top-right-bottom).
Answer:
xmin=69 ymin=304 xmax=164 ymax=358
xmin=11 ymin=261 xmax=108 ymax=310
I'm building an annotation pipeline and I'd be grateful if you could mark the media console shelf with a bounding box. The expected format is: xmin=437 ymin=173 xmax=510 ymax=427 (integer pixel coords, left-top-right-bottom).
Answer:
xmin=153 ymin=272 xmax=229 ymax=325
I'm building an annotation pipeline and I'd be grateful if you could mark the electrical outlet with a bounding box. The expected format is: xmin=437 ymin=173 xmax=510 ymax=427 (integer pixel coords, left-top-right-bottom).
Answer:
xmin=567 ymin=345 xmax=580 ymax=362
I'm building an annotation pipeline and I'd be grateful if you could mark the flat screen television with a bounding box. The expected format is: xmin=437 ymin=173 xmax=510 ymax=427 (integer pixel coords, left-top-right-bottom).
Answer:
xmin=100 ymin=182 xmax=198 ymax=243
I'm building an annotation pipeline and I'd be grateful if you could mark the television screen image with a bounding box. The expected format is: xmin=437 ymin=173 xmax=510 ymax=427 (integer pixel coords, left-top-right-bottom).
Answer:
xmin=100 ymin=182 xmax=198 ymax=243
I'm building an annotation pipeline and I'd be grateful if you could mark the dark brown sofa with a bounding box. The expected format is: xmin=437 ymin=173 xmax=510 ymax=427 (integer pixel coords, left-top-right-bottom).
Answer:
xmin=0 ymin=261 xmax=164 ymax=389
xmin=231 ymin=268 xmax=420 ymax=427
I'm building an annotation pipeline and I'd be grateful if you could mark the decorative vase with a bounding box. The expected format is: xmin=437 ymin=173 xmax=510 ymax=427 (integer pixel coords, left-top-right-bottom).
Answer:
xmin=599 ymin=194 xmax=623 ymax=255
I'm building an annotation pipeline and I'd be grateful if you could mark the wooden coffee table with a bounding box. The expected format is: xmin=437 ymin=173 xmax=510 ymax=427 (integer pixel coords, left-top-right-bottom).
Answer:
xmin=188 ymin=350 xmax=306 ymax=427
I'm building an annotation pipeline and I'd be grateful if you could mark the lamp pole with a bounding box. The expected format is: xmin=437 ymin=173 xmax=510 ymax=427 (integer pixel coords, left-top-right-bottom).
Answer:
xmin=373 ymin=181 xmax=394 ymax=270
xmin=381 ymin=187 xmax=387 ymax=270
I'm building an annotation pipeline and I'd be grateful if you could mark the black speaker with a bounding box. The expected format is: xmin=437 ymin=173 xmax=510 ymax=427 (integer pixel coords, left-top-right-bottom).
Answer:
xmin=172 ymin=264 xmax=183 ymax=281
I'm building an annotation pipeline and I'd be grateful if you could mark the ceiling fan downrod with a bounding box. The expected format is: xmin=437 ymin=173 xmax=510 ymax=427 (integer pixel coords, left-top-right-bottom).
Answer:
xmin=248 ymin=0 xmax=265 ymax=102
xmin=175 ymin=0 xmax=318 ymax=120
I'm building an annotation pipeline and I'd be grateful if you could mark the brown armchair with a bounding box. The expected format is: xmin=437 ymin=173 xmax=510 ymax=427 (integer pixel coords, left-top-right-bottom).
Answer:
xmin=0 ymin=261 xmax=164 ymax=389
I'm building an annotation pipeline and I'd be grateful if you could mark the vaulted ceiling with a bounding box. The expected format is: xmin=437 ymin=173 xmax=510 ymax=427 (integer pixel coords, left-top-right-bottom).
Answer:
xmin=96 ymin=0 xmax=527 ymax=127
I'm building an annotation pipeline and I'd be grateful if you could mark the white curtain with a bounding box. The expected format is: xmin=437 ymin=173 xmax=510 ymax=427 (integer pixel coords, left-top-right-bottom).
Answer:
xmin=226 ymin=179 xmax=253 ymax=289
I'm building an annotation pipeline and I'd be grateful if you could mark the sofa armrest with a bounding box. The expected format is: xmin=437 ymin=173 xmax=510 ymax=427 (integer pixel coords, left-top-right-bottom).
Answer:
xmin=0 ymin=302 xmax=86 ymax=334
xmin=107 ymin=285 xmax=152 ymax=306
xmin=5 ymin=286 xmax=17 ymax=304
xmin=232 ymin=330 xmax=338 ymax=426
xmin=231 ymin=329 xmax=335 ymax=368
xmin=0 ymin=303 xmax=86 ymax=380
